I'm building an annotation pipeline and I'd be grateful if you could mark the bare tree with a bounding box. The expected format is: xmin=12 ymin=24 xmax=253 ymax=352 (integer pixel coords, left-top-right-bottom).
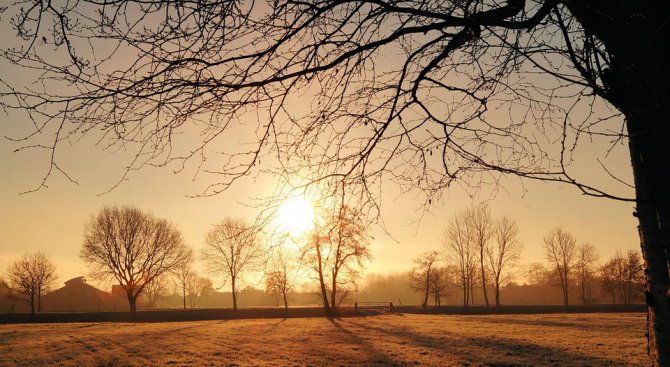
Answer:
xmin=202 ymin=218 xmax=264 ymax=310
xmin=265 ymin=247 xmax=295 ymax=310
xmin=526 ymin=262 xmax=550 ymax=304
xmin=409 ymin=251 xmax=440 ymax=310
xmin=429 ymin=266 xmax=449 ymax=307
xmin=468 ymin=204 xmax=493 ymax=307
xmin=325 ymin=206 xmax=372 ymax=311
xmin=442 ymin=210 xmax=477 ymax=307
xmin=81 ymin=206 xmax=191 ymax=314
xmin=543 ymin=228 xmax=578 ymax=306
xmin=4 ymin=0 xmax=670 ymax=362
xmin=575 ymin=243 xmax=599 ymax=305
xmin=142 ymin=274 xmax=172 ymax=309
xmin=187 ymin=275 xmax=213 ymax=308
xmin=600 ymin=250 xmax=645 ymax=305
xmin=486 ymin=216 xmax=523 ymax=307
xmin=299 ymin=203 xmax=371 ymax=314
xmin=623 ymin=250 xmax=645 ymax=305
xmin=172 ymin=253 xmax=195 ymax=310
xmin=600 ymin=252 xmax=626 ymax=304
xmin=6 ymin=252 xmax=57 ymax=315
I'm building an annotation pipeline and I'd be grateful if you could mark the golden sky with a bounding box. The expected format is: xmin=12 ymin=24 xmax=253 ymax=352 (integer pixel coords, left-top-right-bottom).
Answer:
xmin=0 ymin=3 xmax=640 ymax=288
xmin=0 ymin=122 xmax=639 ymax=287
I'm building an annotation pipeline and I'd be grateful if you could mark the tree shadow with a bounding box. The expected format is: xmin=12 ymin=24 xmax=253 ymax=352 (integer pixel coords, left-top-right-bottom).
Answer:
xmin=340 ymin=318 xmax=638 ymax=366
xmin=327 ymin=317 xmax=407 ymax=366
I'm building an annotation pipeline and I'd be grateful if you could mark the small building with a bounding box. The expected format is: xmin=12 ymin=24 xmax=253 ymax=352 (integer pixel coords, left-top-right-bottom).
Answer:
xmin=42 ymin=276 xmax=116 ymax=312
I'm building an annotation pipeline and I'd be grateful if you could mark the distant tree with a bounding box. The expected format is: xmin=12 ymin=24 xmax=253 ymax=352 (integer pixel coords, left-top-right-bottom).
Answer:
xmin=468 ymin=204 xmax=493 ymax=308
xmin=575 ymin=243 xmax=600 ymax=305
xmin=443 ymin=209 xmax=477 ymax=307
xmin=526 ymin=263 xmax=550 ymax=288
xmin=81 ymin=206 xmax=191 ymax=314
xmin=142 ymin=274 xmax=172 ymax=309
xmin=409 ymin=251 xmax=440 ymax=310
xmin=600 ymin=250 xmax=645 ymax=305
xmin=600 ymin=252 xmax=626 ymax=304
xmin=623 ymin=250 xmax=645 ymax=305
xmin=265 ymin=248 xmax=294 ymax=310
xmin=172 ymin=253 xmax=195 ymax=310
xmin=486 ymin=216 xmax=523 ymax=307
xmin=325 ymin=206 xmax=371 ymax=311
xmin=187 ymin=275 xmax=213 ymax=308
xmin=300 ymin=204 xmax=371 ymax=314
xmin=6 ymin=252 xmax=57 ymax=315
xmin=429 ymin=267 xmax=449 ymax=307
xmin=543 ymin=228 xmax=578 ymax=306
xmin=202 ymin=218 xmax=264 ymax=310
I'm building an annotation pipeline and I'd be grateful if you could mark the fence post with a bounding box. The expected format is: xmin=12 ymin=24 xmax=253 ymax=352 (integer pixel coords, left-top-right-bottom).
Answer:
xmin=389 ymin=302 xmax=394 ymax=312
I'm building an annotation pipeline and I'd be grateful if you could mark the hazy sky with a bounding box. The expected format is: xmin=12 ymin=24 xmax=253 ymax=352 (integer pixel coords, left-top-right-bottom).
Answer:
xmin=0 ymin=120 xmax=639 ymax=288
xmin=0 ymin=3 xmax=640 ymax=290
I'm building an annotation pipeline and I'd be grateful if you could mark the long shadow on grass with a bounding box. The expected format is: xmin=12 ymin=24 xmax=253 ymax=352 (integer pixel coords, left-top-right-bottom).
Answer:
xmin=168 ymin=319 xmax=228 ymax=333
xmin=342 ymin=319 xmax=638 ymax=367
xmin=328 ymin=318 xmax=408 ymax=366
xmin=462 ymin=314 xmax=642 ymax=333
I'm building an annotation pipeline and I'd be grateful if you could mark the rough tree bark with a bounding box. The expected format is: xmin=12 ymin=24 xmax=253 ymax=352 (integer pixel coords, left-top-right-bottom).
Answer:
xmin=567 ymin=2 xmax=670 ymax=363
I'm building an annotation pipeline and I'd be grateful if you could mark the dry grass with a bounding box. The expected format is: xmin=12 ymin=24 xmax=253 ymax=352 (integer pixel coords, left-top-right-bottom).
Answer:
xmin=0 ymin=312 xmax=646 ymax=366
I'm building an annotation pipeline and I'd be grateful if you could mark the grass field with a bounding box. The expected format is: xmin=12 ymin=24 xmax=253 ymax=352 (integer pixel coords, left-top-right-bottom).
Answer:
xmin=0 ymin=313 xmax=646 ymax=366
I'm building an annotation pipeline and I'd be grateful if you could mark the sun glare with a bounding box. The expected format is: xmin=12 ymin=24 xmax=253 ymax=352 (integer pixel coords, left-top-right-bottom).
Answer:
xmin=278 ymin=196 xmax=315 ymax=236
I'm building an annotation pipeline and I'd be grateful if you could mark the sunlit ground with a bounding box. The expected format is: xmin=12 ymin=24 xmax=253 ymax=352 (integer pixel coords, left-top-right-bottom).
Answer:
xmin=0 ymin=313 xmax=645 ymax=366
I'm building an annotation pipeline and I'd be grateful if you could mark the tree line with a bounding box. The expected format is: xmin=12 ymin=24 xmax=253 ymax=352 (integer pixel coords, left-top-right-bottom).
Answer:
xmin=2 ymin=203 xmax=371 ymax=315
xmin=409 ymin=204 xmax=644 ymax=309
xmin=3 ymin=203 xmax=642 ymax=315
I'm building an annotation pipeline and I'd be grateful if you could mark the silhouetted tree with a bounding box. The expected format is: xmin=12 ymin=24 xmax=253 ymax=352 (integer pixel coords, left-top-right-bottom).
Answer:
xmin=623 ymin=250 xmax=645 ymax=305
xmin=575 ymin=243 xmax=599 ymax=305
xmin=409 ymin=251 xmax=440 ymax=310
xmin=3 ymin=1 xmax=670 ymax=362
xmin=265 ymin=248 xmax=294 ymax=310
xmin=543 ymin=228 xmax=577 ymax=306
xmin=600 ymin=252 xmax=626 ymax=304
xmin=429 ymin=266 xmax=449 ymax=307
xmin=325 ymin=206 xmax=371 ymax=311
xmin=526 ymin=262 xmax=551 ymax=304
xmin=468 ymin=204 xmax=493 ymax=307
xmin=300 ymin=203 xmax=371 ymax=314
xmin=600 ymin=250 xmax=644 ymax=304
xmin=443 ymin=209 xmax=477 ymax=307
xmin=202 ymin=218 xmax=264 ymax=310
xmin=142 ymin=274 xmax=172 ymax=309
xmin=486 ymin=216 xmax=523 ymax=307
xmin=81 ymin=206 xmax=191 ymax=314
xmin=187 ymin=275 xmax=213 ymax=308
xmin=6 ymin=252 xmax=57 ymax=315
xmin=172 ymin=252 xmax=196 ymax=310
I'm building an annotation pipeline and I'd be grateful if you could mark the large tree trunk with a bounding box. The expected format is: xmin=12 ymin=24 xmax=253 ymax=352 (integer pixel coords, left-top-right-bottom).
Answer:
xmin=563 ymin=275 xmax=568 ymax=306
xmin=127 ymin=291 xmax=137 ymax=314
xmin=567 ymin=2 xmax=670 ymax=364
xmin=627 ymin=115 xmax=670 ymax=366
xmin=231 ymin=276 xmax=238 ymax=310
xmin=182 ymin=284 xmax=186 ymax=310
xmin=314 ymin=236 xmax=332 ymax=315
xmin=422 ymin=272 xmax=429 ymax=310
xmin=330 ymin=269 xmax=338 ymax=311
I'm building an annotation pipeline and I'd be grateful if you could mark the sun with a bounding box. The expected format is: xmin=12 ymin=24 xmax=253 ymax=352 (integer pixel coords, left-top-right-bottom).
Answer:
xmin=277 ymin=196 xmax=315 ymax=236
